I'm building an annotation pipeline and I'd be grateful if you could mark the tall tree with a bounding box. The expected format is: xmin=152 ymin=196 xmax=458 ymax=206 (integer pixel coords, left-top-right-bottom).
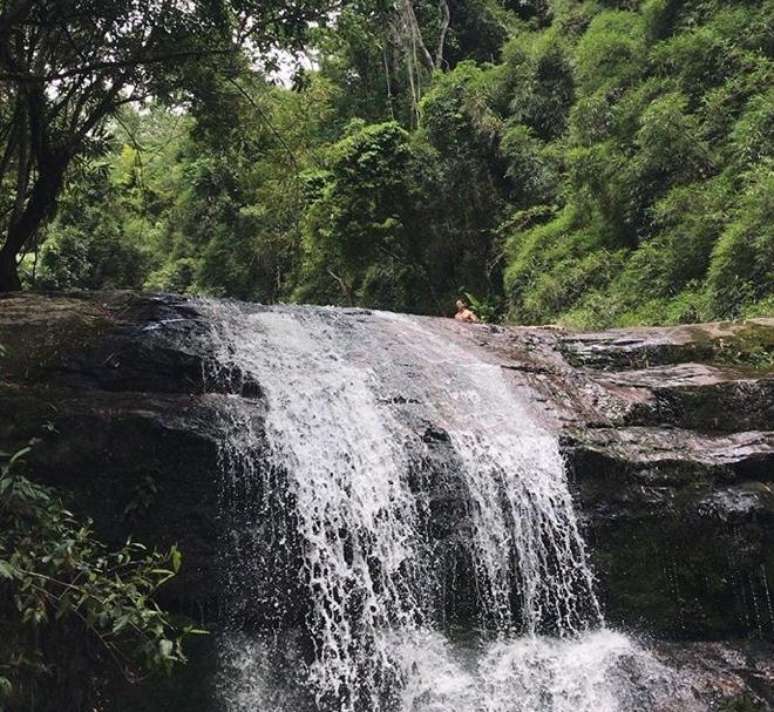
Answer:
xmin=0 ymin=0 xmax=333 ymax=291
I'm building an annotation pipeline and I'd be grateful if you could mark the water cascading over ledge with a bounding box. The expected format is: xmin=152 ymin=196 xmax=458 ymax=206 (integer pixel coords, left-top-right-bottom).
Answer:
xmin=191 ymin=300 xmax=699 ymax=712
xmin=3 ymin=293 xmax=772 ymax=710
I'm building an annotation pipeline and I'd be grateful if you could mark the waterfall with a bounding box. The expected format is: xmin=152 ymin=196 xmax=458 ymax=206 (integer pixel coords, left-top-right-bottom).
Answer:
xmin=195 ymin=301 xmax=697 ymax=712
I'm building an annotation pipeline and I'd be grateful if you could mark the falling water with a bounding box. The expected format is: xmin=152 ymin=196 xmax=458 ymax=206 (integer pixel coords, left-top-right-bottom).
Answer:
xmin=194 ymin=301 xmax=698 ymax=712
xmin=379 ymin=313 xmax=601 ymax=635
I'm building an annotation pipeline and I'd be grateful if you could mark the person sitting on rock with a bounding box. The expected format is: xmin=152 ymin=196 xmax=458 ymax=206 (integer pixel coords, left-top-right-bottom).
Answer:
xmin=454 ymin=299 xmax=479 ymax=323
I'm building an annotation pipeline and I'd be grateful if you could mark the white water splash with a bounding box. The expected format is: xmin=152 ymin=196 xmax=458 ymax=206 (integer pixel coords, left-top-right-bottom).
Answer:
xmin=194 ymin=301 xmax=695 ymax=712
xmin=398 ymin=628 xmax=700 ymax=712
xmin=218 ymin=628 xmax=701 ymax=712
xmin=217 ymin=632 xmax=312 ymax=712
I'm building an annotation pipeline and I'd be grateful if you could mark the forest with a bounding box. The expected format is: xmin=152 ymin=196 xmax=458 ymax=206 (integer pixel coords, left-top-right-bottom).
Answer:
xmin=2 ymin=0 xmax=772 ymax=325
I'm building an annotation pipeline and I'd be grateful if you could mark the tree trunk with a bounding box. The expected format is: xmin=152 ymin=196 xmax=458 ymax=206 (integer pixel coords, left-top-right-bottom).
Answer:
xmin=0 ymin=248 xmax=22 ymax=292
xmin=0 ymin=154 xmax=68 ymax=293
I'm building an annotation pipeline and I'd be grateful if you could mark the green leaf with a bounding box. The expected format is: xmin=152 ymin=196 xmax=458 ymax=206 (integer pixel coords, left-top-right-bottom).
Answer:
xmin=159 ymin=639 xmax=174 ymax=658
xmin=170 ymin=545 xmax=182 ymax=574
xmin=0 ymin=675 xmax=13 ymax=699
xmin=0 ymin=560 xmax=15 ymax=580
xmin=184 ymin=627 xmax=209 ymax=636
xmin=9 ymin=447 xmax=31 ymax=466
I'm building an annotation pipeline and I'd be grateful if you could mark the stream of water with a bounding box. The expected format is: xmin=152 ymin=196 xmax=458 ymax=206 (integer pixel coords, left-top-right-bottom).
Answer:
xmin=196 ymin=301 xmax=699 ymax=712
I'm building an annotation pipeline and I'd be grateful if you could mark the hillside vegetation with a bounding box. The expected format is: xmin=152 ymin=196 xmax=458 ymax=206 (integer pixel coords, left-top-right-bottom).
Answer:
xmin=29 ymin=0 xmax=774 ymax=325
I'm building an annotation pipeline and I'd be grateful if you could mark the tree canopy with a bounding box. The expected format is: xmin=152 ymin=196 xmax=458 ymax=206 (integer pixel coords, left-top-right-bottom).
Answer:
xmin=0 ymin=0 xmax=335 ymax=290
xmin=2 ymin=0 xmax=773 ymax=325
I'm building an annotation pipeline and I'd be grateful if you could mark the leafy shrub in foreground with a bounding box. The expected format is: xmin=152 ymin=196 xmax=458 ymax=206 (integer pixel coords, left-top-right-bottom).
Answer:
xmin=0 ymin=445 xmax=199 ymax=712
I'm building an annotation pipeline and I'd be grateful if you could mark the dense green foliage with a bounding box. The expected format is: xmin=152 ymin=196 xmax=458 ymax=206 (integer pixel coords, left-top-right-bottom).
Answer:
xmin=12 ymin=0 xmax=774 ymax=325
xmin=0 ymin=0 xmax=335 ymax=291
xmin=0 ymin=444 xmax=195 ymax=712
xmin=500 ymin=0 xmax=774 ymax=326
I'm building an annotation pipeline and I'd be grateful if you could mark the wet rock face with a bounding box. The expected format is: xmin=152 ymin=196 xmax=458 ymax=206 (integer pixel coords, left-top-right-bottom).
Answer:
xmin=1 ymin=295 xmax=773 ymax=671
xmin=0 ymin=292 xmax=225 ymax=614
xmin=652 ymin=639 xmax=774 ymax=711
xmin=505 ymin=320 xmax=774 ymax=641
xmin=392 ymin=315 xmax=773 ymax=643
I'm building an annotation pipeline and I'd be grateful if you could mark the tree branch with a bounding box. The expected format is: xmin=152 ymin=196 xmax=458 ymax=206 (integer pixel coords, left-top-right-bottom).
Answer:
xmin=402 ymin=0 xmax=434 ymax=73
xmin=435 ymin=0 xmax=450 ymax=70
xmin=0 ymin=48 xmax=237 ymax=83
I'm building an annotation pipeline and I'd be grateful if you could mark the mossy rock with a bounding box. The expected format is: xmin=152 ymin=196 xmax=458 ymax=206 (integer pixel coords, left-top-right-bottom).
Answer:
xmin=705 ymin=321 xmax=774 ymax=373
